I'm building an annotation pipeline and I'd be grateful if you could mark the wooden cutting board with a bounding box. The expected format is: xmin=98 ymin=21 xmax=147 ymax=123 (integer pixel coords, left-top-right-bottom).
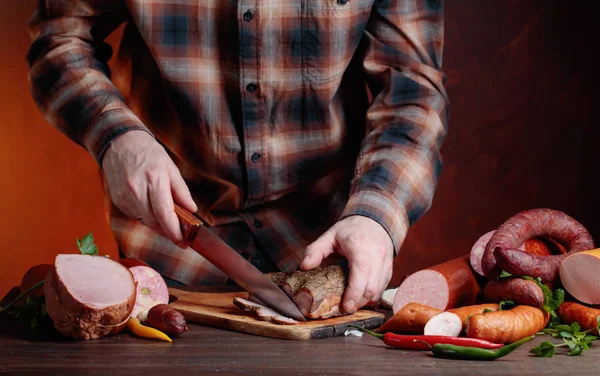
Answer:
xmin=168 ymin=287 xmax=385 ymax=340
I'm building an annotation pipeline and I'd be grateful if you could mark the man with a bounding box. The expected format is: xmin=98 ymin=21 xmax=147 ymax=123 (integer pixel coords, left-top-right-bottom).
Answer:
xmin=27 ymin=0 xmax=448 ymax=314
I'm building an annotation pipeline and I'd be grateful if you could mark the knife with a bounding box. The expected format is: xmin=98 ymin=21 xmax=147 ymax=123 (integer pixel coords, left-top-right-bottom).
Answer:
xmin=173 ymin=204 xmax=306 ymax=322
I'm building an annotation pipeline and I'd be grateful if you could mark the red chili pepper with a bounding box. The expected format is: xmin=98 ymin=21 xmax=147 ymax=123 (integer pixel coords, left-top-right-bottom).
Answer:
xmin=348 ymin=325 xmax=503 ymax=350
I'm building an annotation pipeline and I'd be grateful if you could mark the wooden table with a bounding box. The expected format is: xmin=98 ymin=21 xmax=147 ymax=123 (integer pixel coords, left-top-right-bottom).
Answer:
xmin=1 ymin=315 xmax=598 ymax=376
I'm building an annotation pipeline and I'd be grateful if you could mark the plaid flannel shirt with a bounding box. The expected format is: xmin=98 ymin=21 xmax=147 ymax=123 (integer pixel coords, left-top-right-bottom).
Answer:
xmin=27 ymin=0 xmax=449 ymax=285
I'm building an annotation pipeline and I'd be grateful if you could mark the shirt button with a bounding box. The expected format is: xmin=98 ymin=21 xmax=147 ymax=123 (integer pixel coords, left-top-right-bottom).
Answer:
xmin=246 ymin=83 xmax=257 ymax=93
xmin=243 ymin=10 xmax=254 ymax=22
xmin=251 ymin=152 xmax=261 ymax=163
xmin=337 ymin=0 xmax=348 ymax=5
xmin=254 ymin=219 xmax=263 ymax=229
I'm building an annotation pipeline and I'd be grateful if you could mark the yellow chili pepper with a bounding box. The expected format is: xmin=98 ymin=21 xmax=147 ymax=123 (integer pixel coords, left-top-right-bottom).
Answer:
xmin=127 ymin=317 xmax=172 ymax=343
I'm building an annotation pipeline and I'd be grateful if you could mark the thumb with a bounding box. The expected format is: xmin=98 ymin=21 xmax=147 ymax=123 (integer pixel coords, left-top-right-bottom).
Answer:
xmin=300 ymin=230 xmax=336 ymax=270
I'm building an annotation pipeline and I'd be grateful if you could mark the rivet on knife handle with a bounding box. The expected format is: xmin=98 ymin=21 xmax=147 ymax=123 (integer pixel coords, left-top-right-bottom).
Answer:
xmin=174 ymin=204 xmax=202 ymax=242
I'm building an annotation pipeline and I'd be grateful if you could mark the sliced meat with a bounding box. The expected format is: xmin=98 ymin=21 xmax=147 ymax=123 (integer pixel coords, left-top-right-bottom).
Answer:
xmin=423 ymin=311 xmax=463 ymax=337
xmin=128 ymin=265 xmax=170 ymax=318
xmin=559 ymin=249 xmax=600 ymax=305
xmin=424 ymin=304 xmax=499 ymax=337
xmin=43 ymin=254 xmax=136 ymax=340
xmin=481 ymin=208 xmax=594 ymax=283
xmin=393 ymin=255 xmax=481 ymax=313
xmin=483 ymin=278 xmax=544 ymax=307
xmin=233 ymin=297 xmax=297 ymax=325
xmin=381 ymin=288 xmax=398 ymax=310
xmin=377 ymin=302 xmax=442 ymax=334
xmin=263 ymin=265 xmax=347 ymax=319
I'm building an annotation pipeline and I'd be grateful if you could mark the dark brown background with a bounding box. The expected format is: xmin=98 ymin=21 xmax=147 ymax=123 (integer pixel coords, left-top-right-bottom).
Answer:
xmin=1 ymin=1 xmax=597 ymax=294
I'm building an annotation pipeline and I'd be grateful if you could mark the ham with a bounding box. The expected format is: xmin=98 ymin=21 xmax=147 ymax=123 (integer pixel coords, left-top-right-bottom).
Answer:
xmin=43 ymin=254 xmax=136 ymax=340
xmin=264 ymin=265 xmax=347 ymax=319
xmin=237 ymin=265 xmax=348 ymax=324
xmin=233 ymin=297 xmax=298 ymax=325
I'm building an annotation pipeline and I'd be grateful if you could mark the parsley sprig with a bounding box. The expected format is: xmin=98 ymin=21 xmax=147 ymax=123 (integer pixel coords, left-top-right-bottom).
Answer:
xmin=530 ymin=320 xmax=600 ymax=357
xmin=76 ymin=232 xmax=99 ymax=255
xmin=522 ymin=276 xmax=564 ymax=327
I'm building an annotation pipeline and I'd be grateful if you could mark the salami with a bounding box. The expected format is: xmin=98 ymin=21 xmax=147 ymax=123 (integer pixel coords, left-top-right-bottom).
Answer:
xmin=392 ymin=255 xmax=480 ymax=313
xmin=481 ymin=208 xmax=594 ymax=283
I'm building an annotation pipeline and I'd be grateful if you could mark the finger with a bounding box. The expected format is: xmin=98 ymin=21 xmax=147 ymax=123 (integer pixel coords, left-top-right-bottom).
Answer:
xmin=170 ymin=166 xmax=198 ymax=213
xmin=357 ymin=268 xmax=383 ymax=310
xmin=342 ymin=257 xmax=370 ymax=314
xmin=300 ymin=231 xmax=336 ymax=270
xmin=149 ymin=175 xmax=186 ymax=247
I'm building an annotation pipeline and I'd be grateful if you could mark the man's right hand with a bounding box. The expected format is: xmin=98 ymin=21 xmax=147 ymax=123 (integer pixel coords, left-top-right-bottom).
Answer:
xmin=101 ymin=130 xmax=198 ymax=248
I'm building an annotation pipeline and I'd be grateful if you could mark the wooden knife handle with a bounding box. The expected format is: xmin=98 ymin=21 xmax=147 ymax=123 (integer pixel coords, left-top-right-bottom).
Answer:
xmin=174 ymin=204 xmax=203 ymax=242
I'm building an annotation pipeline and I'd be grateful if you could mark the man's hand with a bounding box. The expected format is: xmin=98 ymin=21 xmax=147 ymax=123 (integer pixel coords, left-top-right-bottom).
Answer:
xmin=101 ymin=130 xmax=198 ymax=248
xmin=300 ymin=215 xmax=395 ymax=314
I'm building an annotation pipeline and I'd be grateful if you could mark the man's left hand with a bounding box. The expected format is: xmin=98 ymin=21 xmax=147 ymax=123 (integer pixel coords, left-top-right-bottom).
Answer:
xmin=300 ymin=215 xmax=396 ymax=314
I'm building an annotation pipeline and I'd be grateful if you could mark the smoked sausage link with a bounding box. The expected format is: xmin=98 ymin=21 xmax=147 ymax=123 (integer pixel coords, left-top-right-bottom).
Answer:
xmin=466 ymin=305 xmax=549 ymax=344
xmin=557 ymin=302 xmax=600 ymax=335
xmin=481 ymin=208 xmax=594 ymax=283
xmin=483 ymin=278 xmax=544 ymax=307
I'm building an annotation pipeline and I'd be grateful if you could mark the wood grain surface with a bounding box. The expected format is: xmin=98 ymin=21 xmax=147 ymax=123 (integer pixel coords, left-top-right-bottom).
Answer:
xmin=168 ymin=287 xmax=384 ymax=340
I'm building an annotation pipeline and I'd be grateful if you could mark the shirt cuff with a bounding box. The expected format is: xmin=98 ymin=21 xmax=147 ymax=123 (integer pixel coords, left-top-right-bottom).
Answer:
xmin=82 ymin=106 xmax=155 ymax=166
xmin=340 ymin=190 xmax=409 ymax=256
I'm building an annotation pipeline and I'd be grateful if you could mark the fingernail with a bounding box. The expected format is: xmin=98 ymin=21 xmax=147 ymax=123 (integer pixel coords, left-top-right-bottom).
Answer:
xmin=343 ymin=299 xmax=356 ymax=313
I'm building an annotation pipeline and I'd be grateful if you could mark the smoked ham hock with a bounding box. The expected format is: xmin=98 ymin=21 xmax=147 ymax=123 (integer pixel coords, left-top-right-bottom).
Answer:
xmin=246 ymin=265 xmax=348 ymax=321
xmin=44 ymin=254 xmax=136 ymax=339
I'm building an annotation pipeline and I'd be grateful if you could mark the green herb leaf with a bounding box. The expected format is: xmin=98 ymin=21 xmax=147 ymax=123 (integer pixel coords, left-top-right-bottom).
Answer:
xmin=76 ymin=232 xmax=99 ymax=255
xmin=567 ymin=345 xmax=582 ymax=356
xmin=482 ymin=309 xmax=493 ymax=313
xmin=521 ymin=276 xmax=564 ymax=315
xmin=499 ymin=270 xmax=512 ymax=278
xmin=498 ymin=300 xmax=516 ymax=311
xmin=530 ymin=341 xmax=556 ymax=357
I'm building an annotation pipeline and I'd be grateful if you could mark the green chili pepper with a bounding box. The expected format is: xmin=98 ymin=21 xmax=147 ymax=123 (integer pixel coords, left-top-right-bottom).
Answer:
xmin=424 ymin=335 xmax=535 ymax=361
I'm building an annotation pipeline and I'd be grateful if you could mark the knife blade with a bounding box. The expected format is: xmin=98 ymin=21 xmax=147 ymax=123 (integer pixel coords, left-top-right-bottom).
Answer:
xmin=174 ymin=204 xmax=306 ymax=322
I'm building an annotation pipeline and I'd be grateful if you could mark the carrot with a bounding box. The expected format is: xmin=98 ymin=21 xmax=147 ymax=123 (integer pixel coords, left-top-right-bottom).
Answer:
xmin=377 ymin=302 xmax=442 ymax=334
xmin=465 ymin=305 xmax=549 ymax=344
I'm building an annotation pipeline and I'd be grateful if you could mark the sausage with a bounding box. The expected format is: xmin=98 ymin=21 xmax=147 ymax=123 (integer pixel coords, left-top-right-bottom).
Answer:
xmin=126 ymin=265 xmax=170 ymax=318
xmin=447 ymin=303 xmax=500 ymax=325
xmin=559 ymin=249 xmax=600 ymax=304
xmin=470 ymin=231 xmax=554 ymax=276
xmin=465 ymin=305 xmax=549 ymax=344
xmin=141 ymin=304 xmax=188 ymax=336
xmin=483 ymin=278 xmax=544 ymax=307
xmin=377 ymin=303 xmax=442 ymax=334
xmin=393 ymin=255 xmax=481 ymax=313
xmin=557 ymin=302 xmax=600 ymax=335
xmin=481 ymin=208 xmax=594 ymax=283
xmin=423 ymin=312 xmax=463 ymax=336
xmin=424 ymin=304 xmax=499 ymax=337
